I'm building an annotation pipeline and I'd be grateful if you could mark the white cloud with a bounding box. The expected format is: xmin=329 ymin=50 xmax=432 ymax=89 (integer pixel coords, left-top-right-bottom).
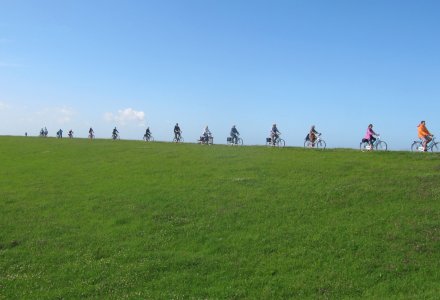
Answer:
xmin=104 ymin=108 xmax=145 ymax=126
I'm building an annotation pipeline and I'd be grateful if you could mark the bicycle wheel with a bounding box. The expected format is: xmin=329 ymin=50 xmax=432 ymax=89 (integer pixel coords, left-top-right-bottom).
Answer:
xmin=431 ymin=142 xmax=440 ymax=152
xmin=304 ymin=140 xmax=312 ymax=148
xmin=360 ymin=142 xmax=368 ymax=151
xmin=277 ymin=139 xmax=285 ymax=147
xmin=266 ymin=138 xmax=272 ymax=146
xmin=208 ymin=137 xmax=214 ymax=145
xmin=237 ymin=137 xmax=243 ymax=146
xmin=316 ymin=140 xmax=326 ymax=150
xmin=411 ymin=141 xmax=422 ymax=152
xmin=376 ymin=141 xmax=387 ymax=151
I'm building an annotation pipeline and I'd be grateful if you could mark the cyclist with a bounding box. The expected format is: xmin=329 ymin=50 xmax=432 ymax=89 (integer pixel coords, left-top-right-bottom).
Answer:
xmin=174 ymin=123 xmax=181 ymax=141
xmin=230 ymin=125 xmax=240 ymax=144
xmin=271 ymin=124 xmax=281 ymax=146
xmin=112 ymin=127 xmax=119 ymax=139
xmin=307 ymin=125 xmax=320 ymax=147
xmin=364 ymin=124 xmax=379 ymax=149
xmin=44 ymin=127 xmax=48 ymax=137
xmin=418 ymin=120 xmax=433 ymax=152
xmin=68 ymin=129 xmax=73 ymax=138
xmin=57 ymin=129 xmax=63 ymax=138
xmin=144 ymin=127 xmax=151 ymax=140
xmin=89 ymin=127 xmax=94 ymax=139
xmin=201 ymin=126 xmax=211 ymax=143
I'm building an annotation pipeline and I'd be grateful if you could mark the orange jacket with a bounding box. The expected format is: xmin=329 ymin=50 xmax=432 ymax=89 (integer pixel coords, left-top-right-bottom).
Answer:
xmin=418 ymin=123 xmax=431 ymax=138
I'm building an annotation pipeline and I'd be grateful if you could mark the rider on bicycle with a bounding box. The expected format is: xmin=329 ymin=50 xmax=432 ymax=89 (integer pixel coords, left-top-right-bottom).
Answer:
xmin=145 ymin=127 xmax=151 ymax=139
xmin=174 ymin=123 xmax=181 ymax=141
xmin=89 ymin=127 xmax=94 ymax=138
xmin=112 ymin=127 xmax=119 ymax=138
xmin=364 ymin=124 xmax=378 ymax=148
xmin=201 ymin=126 xmax=211 ymax=143
xmin=230 ymin=125 xmax=240 ymax=144
xmin=68 ymin=129 xmax=73 ymax=138
xmin=307 ymin=125 xmax=319 ymax=147
xmin=418 ymin=120 xmax=433 ymax=151
xmin=271 ymin=124 xmax=280 ymax=146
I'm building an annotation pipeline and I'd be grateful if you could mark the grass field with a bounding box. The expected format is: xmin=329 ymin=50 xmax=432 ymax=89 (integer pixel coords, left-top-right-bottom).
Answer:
xmin=1 ymin=136 xmax=439 ymax=299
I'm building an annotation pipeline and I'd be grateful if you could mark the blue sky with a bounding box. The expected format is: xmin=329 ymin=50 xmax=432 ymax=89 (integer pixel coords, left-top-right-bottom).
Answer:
xmin=1 ymin=0 xmax=439 ymax=149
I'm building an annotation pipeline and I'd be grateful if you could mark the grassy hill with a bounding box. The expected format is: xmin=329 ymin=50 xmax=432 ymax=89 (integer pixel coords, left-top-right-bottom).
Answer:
xmin=1 ymin=136 xmax=439 ymax=299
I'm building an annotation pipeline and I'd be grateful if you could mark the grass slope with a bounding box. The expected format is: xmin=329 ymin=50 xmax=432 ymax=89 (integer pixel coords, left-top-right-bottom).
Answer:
xmin=1 ymin=136 xmax=439 ymax=299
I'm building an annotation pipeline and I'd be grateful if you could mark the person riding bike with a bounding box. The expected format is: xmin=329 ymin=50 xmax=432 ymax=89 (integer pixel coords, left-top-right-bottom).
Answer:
xmin=144 ymin=127 xmax=151 ymax=139
xmin=271 ymin=124 xmax=281 ymax=146
xmin=57 ymin=129 xmax=63 ymax=138
xmin=364 ymin=124 xmax=379 ymax=149
xmin=68 ymin=129 xmax=73 ymax=138
xmin=174 ymin=123 xmax=181 ymax=141
xmin=112 ymin=127 xmax=119 ymax=139
xmin=306 ymin=125 xmax=320 ymax=147
xmin=230 ymin=125 xmax=240 ymax=144
xmin=200 ymin=126 xmax=211 ymax=143
xmin=89 ymin=127 xmax=94 ymax=138
xmin=418 ymin=120 xmax=433 ymax=152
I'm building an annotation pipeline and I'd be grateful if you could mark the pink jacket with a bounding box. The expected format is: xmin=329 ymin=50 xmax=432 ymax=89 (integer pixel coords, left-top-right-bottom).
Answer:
xmin=364 ymin=127 xmax=376 ymax=139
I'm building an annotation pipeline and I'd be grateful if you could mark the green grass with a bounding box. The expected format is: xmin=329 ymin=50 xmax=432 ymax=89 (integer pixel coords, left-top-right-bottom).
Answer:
xmin=1 ymin=136 xmax=439 ymax=299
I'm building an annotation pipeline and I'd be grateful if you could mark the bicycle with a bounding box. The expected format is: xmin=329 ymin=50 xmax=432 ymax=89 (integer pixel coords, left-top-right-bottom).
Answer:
xmin=199 ymin=134 xmax=214 ymax=145
xmin=112 ymin=133 xmax=120 ymax=140
xmin=227 ymin=136 xmax=243 ymax=146
xmin=143 ymin=134 xmax=154 ymax=142
xmin=266 ymin=135 xmax=285 ymax=147
xmin=68 ymin=132 xmax=74 ymax=139
xmin=88 ymin=133 xmax=95 ymax=139
xmin=304 ymin=133 xmax=326 ymax=150
xmin=360 ymin=135 xmax=387 ymax=151
xmin=173 ymin=133 xmax=184 ymax=143
xmin=411 ymin=136 xmax=439 ymax=152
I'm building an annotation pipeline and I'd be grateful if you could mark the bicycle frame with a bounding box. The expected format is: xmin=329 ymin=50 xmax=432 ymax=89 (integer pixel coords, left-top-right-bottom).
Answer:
xmin=365 ymin=136 xmax=381 ymax=150
xmin=415 ymin=137 xmax=436 ymax=151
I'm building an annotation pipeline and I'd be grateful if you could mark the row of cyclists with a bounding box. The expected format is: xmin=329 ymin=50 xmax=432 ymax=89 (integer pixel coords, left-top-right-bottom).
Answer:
xmin=39 ymin=120 xmax=435 ymax=151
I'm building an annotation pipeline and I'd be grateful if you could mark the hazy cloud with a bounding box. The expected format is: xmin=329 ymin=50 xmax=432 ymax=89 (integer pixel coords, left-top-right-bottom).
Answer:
xmin=36 ymin=106 xmax=75 ymax=124
xmin=57 ymin=107 xmax=75 ymax=124
xmin=104 ymin=108 xmax=145 ymax=126
xmin=0 ymin=62 xmax=23 ymax=68
xmin=0 ymin=101 xmax=10 ymax=110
